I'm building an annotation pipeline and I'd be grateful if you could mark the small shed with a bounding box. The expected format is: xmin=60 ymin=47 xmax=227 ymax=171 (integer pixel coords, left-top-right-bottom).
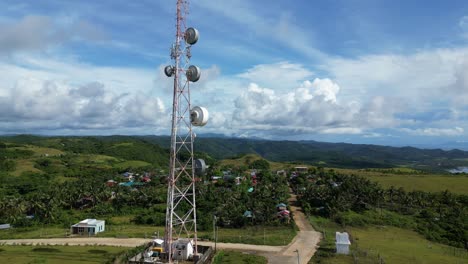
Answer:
xmin=71 ymin=219 xmax=105 ymax=236
xmin=294 ymin=166 xmax=308 ymax=172
xmin=172 ymin=239 xmax=194 ymax=261
xmin=336 ymin=232 xmax=351 ymax=255
xmin=0 ymin=224 xmax=11 ymax=230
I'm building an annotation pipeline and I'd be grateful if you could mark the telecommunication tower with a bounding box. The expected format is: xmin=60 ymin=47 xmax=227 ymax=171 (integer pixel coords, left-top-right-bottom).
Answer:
xmin=163 ymin=0 xmax=208 ymax=262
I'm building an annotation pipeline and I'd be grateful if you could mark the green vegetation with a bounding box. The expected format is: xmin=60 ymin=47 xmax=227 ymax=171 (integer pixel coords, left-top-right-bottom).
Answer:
xmin=114 ymin=160 xmax=151 ymax=170
xmin=351 ymin=226 xmax=468 ymax=264
xmin=2 ymin=135 xmax=467 ymax=263
xmin=0 ymin=245 xmax=125 ymax=264
xmin=299 ymin=172 xmax=467 ymax=248
xmin=355 ymin=172 xmax=468 ymax=194
xmin=142 ymin=136 xmax=468 ymax=171
xmin=309 ymin=216 xmax=467 ymax=264
xmin=203 ymin=226 xmax=296 ymax=246
xmin=213 ymin=250 xmax=267 ymax=264
xmin=0 ymin=225 xmax=294 ymax=246
xmin=0 ymin=136 xmax=294 ymax=248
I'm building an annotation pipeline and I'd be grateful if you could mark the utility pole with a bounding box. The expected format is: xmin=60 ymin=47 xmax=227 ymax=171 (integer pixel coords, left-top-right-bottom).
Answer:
xmin=294 ymin=249 xmax=300 ymax=264
xmin=216 ymin=226 xmax=219 ymax=252
xmin=213 ymin=215 xmax=217 ymax=241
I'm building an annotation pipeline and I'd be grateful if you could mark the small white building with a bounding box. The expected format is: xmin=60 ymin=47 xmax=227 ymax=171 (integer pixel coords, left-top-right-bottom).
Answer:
xmin=172 ymin=239 xmax=194 ymax=261
xmin=294 ymin=166 xmax=308 ymax=173
xmin=0 ymin=224 xmax=11 ymax=230
xmin=336 ymin=232 xmax=351 ymax=255
xmin=71 ymin=219 xmax=105 ymax=236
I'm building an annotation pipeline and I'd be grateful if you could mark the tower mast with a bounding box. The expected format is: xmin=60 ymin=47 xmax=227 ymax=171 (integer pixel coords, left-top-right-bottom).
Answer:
xmin=163 ymin=0 xmax=207 ymax=262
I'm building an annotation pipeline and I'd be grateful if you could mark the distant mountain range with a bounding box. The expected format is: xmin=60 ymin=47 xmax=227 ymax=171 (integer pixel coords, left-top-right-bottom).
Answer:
xmin=140 ymin=135 xmax=468 ymax=171
xmin=2 ymin=134 xmax=468 ymax=172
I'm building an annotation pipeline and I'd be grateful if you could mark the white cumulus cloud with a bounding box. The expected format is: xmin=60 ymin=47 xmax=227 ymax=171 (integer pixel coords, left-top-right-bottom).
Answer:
xmin=401 ymin=127 xmax=464 ymax=136
xmin=230 ymin=78 xmax=397 ymax=136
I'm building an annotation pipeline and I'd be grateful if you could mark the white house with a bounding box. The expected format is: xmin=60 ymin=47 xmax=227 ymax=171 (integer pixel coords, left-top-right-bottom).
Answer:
xmin=336 ymin=232 xmax=351 ymax=255
xmin=172 ymin=239 xmax=194 ymax=261
xmin=71 ymin=219 xmax=105 ymax=236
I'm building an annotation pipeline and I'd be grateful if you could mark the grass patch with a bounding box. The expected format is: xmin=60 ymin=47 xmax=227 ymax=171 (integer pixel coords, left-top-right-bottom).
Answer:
xmin=11 ymin=159 xmax=43 ymax=176
xmin=0 ymin=224 xmax=296 ymax=246
xmin=205 ymin=225 xmax=296 ymax=246
xmin=108 ymin=215 xmax=134 ymax=225
xmin=100 ymin=224 xmax=165 ymax=238
xmin=0 ymin=245 xmax=125 ymax=264
xmin=213 ymin=250 xmax=267 ymax=264
xmin=350 ymin=226 xmax=468 ymax=263
xmin=74 ymin=154 xmax=120 ymax=164
xmin=220 ymin=154 xmax=293 ymax=171
xmin=113 ymin=160 xmax=151 ymax=169
xmin=12 ymin=145 xmax=64 ymax=157
xmin=112 ymin=142 xmax=134 ymax=147
xmin=335 ymin=168 xmax=468 ymax=194
xmin=32 ymin=247 xmax=61 ymax=253
xmin=0 ymin=226 xmax=68 ymax=239
xmin=308 ymin=216 xmax=468 ymax=264
xmin=362 ymin=174 xmax=468 ymax=194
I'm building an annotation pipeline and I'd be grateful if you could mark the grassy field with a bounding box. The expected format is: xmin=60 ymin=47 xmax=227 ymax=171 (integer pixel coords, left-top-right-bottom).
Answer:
xmin=114 ymin=160 xmax=151 ymax=169
xmin=7 ymin=145 xmax=152 ymax=176
xmin=0 ymin=224 xmax=296 ymax=246
xmin=11 ymin=159 xmax=43 ymax=176
xmin=350 ymin=226 xmax=468 ymax=264
xmin=220 ymin=154 xmax=308 ymax=171
xmin=203 ymin=225 xmax=297 ymax=246
xmin=74 ymin=154 xmax=120 ymax=164
xmin=335 ymin=168 xmax=468 ymax=194
xmin=0 ymin=245 xmax=125 ymax=264
xmin=213 ymin=250 xmax=267 ymax=264
xmin=308 ymin=216 xmax=468 ymax=264
xmin=12 ymin=145 xmax=65 ymax=157
xmin=0 ymin=226 xmax=70 ymax=239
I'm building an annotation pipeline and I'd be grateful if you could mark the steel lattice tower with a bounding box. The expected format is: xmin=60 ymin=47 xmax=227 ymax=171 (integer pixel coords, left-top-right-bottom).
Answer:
xmin=163 ymin=0 xmax=207 ymax=262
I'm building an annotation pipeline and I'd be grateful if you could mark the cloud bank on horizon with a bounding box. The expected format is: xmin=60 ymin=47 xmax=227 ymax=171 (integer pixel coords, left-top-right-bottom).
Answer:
xmin=1 ymin=0 xmax=468 ymax=147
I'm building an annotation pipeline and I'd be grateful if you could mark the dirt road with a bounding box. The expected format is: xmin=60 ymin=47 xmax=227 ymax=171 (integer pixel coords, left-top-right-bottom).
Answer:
xmin=263 ymin=191 xmax=322 ymax=264
xmin=0 ymin=237 xmax=282 ymax=253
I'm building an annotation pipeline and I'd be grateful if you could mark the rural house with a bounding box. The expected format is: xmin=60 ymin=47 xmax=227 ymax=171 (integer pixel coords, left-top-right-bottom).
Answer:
xmin=71 ymin=219 xmax=105 ymax=236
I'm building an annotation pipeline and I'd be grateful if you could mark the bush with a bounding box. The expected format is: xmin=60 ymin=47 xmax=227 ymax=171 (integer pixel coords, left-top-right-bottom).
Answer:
xmin=335 ymin=209 xmax=416 ymax=229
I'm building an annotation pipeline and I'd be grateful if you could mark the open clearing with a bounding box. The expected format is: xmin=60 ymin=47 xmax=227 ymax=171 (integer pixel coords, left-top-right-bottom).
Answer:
xmin=0 ymin=225 xmax=296 ymax=246
xmin=309 ymin=216 xmax=467 ymax=264
xmin=336 ymin=168 xmax=468 ymax=194
xmin=0 ymin=245 xmax=125 ymax=264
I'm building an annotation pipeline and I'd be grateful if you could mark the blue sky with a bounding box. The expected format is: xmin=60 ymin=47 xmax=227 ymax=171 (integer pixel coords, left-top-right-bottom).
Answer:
xmin=1 ymin=0 xmax=468 ymax=147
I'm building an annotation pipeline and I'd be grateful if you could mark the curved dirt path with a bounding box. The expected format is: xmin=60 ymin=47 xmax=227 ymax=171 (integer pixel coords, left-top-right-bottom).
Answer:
xmin=263 ymin=190 xmax=322 ymax=264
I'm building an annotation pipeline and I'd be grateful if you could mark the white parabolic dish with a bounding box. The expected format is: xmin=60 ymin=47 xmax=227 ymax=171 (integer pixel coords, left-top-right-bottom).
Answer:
xmin=190 ymin=106 xmax=209 ymax=126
